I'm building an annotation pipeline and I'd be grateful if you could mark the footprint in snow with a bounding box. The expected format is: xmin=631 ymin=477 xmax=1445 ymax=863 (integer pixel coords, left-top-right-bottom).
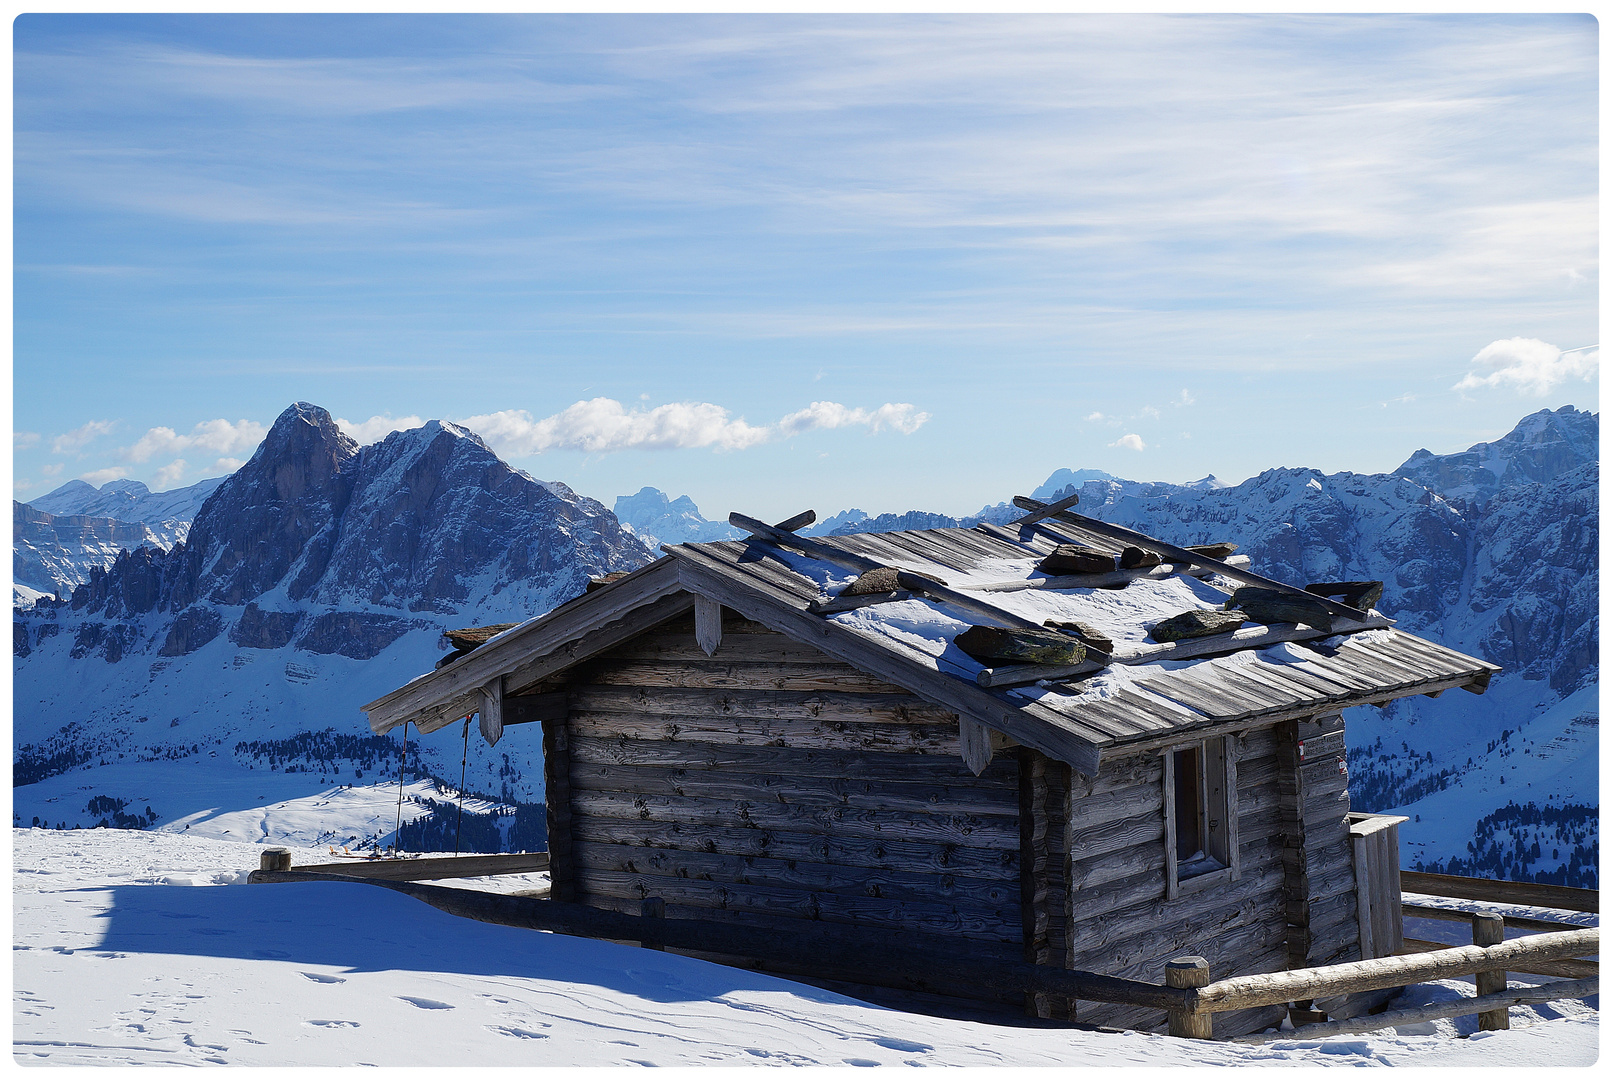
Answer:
xmin=843 ymin=1059 xmax=882 ymax=1067
xmin=397 ymin=996 xmax=454 ymax=1010
xmin=874 ymin=1037 xmax=932 ymax=1053
xmin=300 ymin=972 xmax=346 ymax=984
xmin=305 ymin=1020 xmax=361 ymax=1028
xmin=489 ymin=1026 xmax=550 ymax=1040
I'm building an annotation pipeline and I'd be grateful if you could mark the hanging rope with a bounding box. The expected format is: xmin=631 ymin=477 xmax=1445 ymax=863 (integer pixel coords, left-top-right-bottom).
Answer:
xmin=393 ymin=720 xmax=409 ymax=855
xmin=455 ymin=715 xmax=471 ymax=856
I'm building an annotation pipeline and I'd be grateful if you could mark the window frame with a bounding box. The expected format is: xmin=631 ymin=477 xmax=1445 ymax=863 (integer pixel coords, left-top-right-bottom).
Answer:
xmin=1162 ymin=735 xmax=1240 ymax=899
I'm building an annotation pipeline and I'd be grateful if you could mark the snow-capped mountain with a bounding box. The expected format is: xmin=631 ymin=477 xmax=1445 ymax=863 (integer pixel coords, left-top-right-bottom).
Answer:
xmin=613 ymin=486 xmax=740 ymax=548
xmin=13 ymin=502 xmax=166 ymax=600
xmin=29 ymin=476 xmax=224 ymax=545
xmin=13 ymin=402 xmax=653 ymax=847
xmin=13 ymin=476 xmax=226 ymax=599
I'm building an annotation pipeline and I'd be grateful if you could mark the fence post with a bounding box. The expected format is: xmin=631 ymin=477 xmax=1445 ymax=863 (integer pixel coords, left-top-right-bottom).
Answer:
xmin=1166 ymin=957 xmax=1212 ymax=1039
xmin=641 ymin=896 xmax=666 ymax=951
xmin=260 ymin=847 xmax=291 ymax=872
xmin=1472 ymin=911 xmax=1509 ymax=1030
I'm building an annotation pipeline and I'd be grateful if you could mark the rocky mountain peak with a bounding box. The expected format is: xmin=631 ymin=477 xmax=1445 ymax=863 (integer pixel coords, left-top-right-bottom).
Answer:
xmin=1394 ymin=404 xmax=1598 ymax=512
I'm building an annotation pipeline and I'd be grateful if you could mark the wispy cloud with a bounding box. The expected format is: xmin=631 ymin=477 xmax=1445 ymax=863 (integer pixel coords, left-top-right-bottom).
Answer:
xmin=79 ymin=466 xmax=125 ymax=486
xmin=459 ymin=397 xmax=929 ymax=456
xmin=1454 ymin=338 xmax=1599 ymax=396
xmin=15 ymin=431 xmax=41 ymax=449
xmin=52 ymin=420 xmax=117 ymax=455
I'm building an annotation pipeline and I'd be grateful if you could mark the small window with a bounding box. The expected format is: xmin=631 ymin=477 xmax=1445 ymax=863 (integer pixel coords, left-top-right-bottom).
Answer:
xmin=1164 ymin=736 xmax=1237 ymax=897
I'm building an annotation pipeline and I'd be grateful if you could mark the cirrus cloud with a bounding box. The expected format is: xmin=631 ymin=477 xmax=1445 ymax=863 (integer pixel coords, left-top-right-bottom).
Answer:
xmin=458 ymin=397 xmax=929 ymax=457
xmin=1454 ymin=338 xmax=1599 ymax=396
xmin=52 ymin=419 xmax=117 ymax=455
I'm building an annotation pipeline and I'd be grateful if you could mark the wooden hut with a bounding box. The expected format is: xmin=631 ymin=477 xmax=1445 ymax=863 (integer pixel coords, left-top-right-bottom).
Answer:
xmin=362 ymin=498 xmax=1496 ymax=1035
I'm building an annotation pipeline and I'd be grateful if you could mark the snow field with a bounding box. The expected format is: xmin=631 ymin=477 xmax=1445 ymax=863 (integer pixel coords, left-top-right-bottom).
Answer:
xmin=11 ymin=829 xmax=1599 ymax=1067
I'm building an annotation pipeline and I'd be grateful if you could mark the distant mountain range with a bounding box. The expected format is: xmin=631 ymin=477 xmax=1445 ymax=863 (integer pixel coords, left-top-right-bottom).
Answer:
xmin=13 ymin=404 xmax=1597 ymax=883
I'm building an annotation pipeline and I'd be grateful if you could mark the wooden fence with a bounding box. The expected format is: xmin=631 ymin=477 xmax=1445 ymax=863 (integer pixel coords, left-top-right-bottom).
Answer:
xmin=248 ymin=856 xmax=1595 ymax=1043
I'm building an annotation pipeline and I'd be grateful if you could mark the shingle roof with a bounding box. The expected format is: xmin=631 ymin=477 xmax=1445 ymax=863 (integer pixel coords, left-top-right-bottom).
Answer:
xmin=364 ymin=502 xmax=1497 ymax=776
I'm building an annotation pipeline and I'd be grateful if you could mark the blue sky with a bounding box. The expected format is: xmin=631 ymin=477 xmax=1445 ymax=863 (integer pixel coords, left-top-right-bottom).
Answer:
xmin=10 ymin=13 xmax=1599 ymax=522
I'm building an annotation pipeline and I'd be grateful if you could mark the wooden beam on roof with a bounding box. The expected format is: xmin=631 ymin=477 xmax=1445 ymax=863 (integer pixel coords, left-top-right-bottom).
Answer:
xmin=961 ymin=557 xmax=1251 ymax=593
xmin=729 ymin=512 xmax=886 ymax=574
xmin=694 ymin=596 xmax=723 ymax=656
xmin=1010 ymin=496 xmax=1382 ymax=625
xmin=1008 ymin=490 xmax=1081 ymax=526
xmin=362 ymin=557 xmax=687 ymax=734
xmin=666 ymin=546 xmax=1104 ymax=776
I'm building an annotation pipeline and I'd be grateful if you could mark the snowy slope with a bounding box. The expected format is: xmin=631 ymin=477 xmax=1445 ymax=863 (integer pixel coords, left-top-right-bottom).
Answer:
xmin=12 ymin=828 xmax=1599 ymax=1067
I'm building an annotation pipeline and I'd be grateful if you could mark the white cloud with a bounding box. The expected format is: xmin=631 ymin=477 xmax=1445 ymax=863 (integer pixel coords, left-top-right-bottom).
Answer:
xmin=153 ymin=459 xmax=189 ymax=489
xmin=14 ymin=479 xmax=34 ymax=492
xmin=336 ymin=414 xmax=425 ymax=445
xmin=1136 ymin=406 xmax=1161 ymax=420
xmin=1453 ymin=338 xmax=1599 ymax=396
xmin=40 ymin=463 xmax=63 ymax=477
xmin=458 ymin=397 xmax=929 ymax=457
xmin=1174 ymin=389 xmax=1195 ymax=407
xmin=79 ymin=467 xmax=124 ymax=486
xmin=776 ymin=401 xmax=929 ymax=436
xmin=125 ymin=418 xmax=267 ymax=463
xmin=1084 ymin=411 xmax=1106 ymax=422
xmin=212 ymin=457 xmax=246 ymax=473
xmin=15 ymin=431 xmax=41 ymax=449
xmin=52 ymin=420 xmax=117 ymax=455
xmin=1109 ymin=433 xmax=1146 ymax=451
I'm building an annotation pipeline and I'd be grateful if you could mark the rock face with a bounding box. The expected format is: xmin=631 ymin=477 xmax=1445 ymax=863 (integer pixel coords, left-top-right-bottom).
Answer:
xmin=28 ymin=476 xmax=224 ymax=546
xmin=13 ymin=402 xmax=655 ymax=824
xmin=13 ymin=503 xmax=166 ymax=598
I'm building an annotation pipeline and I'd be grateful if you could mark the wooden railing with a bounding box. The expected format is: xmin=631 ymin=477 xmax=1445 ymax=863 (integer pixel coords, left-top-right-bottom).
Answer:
xmin=249 ymin=857 xmax=1595 ymax=1042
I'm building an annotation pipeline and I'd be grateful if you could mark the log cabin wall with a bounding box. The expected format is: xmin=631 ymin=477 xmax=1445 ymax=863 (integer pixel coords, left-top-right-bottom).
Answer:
xmin=545 ymin=608 xmax=1030 ymax=1013
xmin=1277 ymin=713 xmax=1361 ymax=970
xmin=1065 ymin=724 xmax=1307 ymax=1038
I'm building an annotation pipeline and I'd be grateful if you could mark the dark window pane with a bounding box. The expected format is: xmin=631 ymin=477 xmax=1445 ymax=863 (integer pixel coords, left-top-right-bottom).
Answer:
xmin=1173 ymin=746 xmax=1201 ymax=861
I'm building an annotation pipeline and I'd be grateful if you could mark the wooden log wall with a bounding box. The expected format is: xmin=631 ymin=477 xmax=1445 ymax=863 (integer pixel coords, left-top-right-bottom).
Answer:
xmin=551 ymin=609 xmax=1030 ymax=1012
xmin=1060 ymin=718 xmax=1356 ymax=1039
xmin=1277 ymin=714 xmax=1362 ymax=974
xmin=1020 ymin=747 xmax=1072 ymax=1020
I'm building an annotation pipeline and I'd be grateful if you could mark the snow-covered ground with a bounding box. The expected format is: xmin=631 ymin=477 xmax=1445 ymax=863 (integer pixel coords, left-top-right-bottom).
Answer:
xmin=12 ymin=828 xmax=1599 ymax=1067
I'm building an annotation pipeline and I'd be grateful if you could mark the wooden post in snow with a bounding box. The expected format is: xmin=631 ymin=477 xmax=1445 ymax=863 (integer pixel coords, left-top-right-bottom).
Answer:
xmin=260 ymin=847 xmax=292 ymax=872
xmin=1473 ymin=912 xmax=1510 ymax=1030
xmin=1166 ymin=957 xmax=1212 ymax=1039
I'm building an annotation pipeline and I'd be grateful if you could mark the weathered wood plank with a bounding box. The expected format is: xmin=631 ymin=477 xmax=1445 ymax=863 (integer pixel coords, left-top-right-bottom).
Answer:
xmin=281 ymin=851 xmax=550 ymax=881
xmin=567 ymin=762 xmax=1022 ymax=818
xmin=570 ymin=841 xmax=1020 ymax=909
xmin=566 ymin=815 xmax=1021 ymax=878
xmin=579 ymin=658 xmax=914 ymax=694
xmin=694 ymin=596 xmax=724 ymax=656
xmin=1400 ymin=871 xmax=1599 ymax=914
xmin=565 ymin=734 xmax=1017 ymax=784
xmin=1401 ymin=903 xmax=1591 ymax=934
xmin=567 ymin=711 xmax=963 ymax=754
xmin=602 ymin=626 xmax=834 ymax=664
xmin=577 ymin=867 xmax=1023 ymax=943
xmin=543 ymin=715 xmax=577 ymax=903
xmin=503 ymin=589 xmax=704 ymax=698
xmin=568 ymin=788 xmax=1023 ymax=849
xmin=566 ymin=685 xmax=953 ymax=724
